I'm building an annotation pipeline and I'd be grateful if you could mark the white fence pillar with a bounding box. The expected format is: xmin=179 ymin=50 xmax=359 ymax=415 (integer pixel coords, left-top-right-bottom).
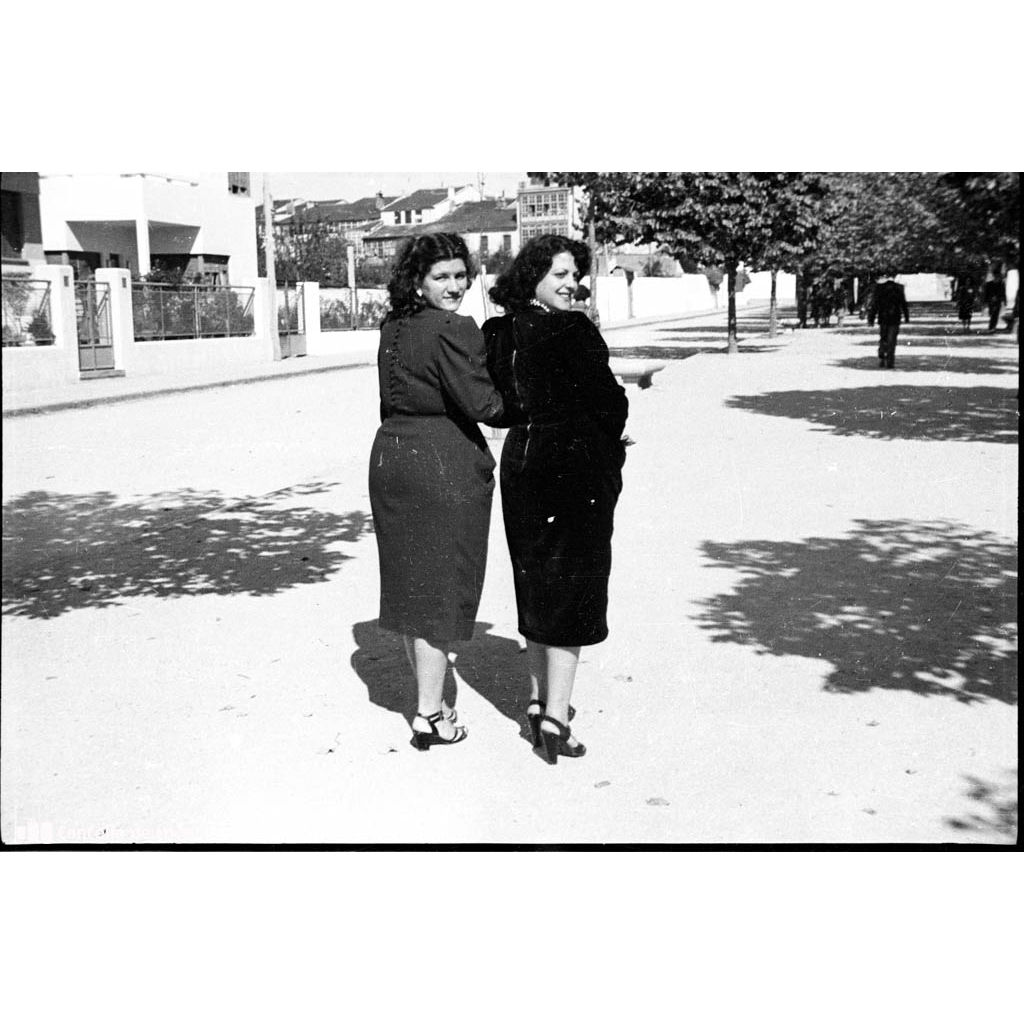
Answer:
xmin=237 ymin=277 xmax=277 ymax=361
xmin=301 ymin=281 xmax=321 ymax=348
xmin=135 ymin=217 xmax=151 ymax=276
xmin=95 ymin=268 xmax=134 ymax=376
xmin=32 ymin=263 xmax=80 ymax=383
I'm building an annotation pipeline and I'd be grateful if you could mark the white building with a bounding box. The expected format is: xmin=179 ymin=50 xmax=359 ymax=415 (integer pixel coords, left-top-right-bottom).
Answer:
xmin=516 ymin=178 xmax=583 ymax=242
xmin=379 ymin=185 xmax=480 ymax=227
xmin=38 ymin=171 xmax=258 ymax=283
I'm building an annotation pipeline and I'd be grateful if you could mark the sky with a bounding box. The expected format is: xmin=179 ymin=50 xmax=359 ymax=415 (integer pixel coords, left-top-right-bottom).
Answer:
xmin=259 ymin=171 xmax=528 ymax=204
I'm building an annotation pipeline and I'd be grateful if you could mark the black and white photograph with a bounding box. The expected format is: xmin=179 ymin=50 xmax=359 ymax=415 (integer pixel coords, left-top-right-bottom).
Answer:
xmin=1 ymin=4 xmax=1020 ymax=1019
xmin=3 ymin=164 xmax=1017 ymax=847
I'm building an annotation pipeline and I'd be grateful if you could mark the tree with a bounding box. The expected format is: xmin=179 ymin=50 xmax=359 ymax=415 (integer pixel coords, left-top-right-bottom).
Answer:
xmin=551 ymin=172 xmax=829 ymax=351
xmin=750 ymin=173 xmax=829 ymax=336
xmin=812 ymin=173 xmax=1019 ymax=306
xmin=936 ymin=172 xmax=1020 ymax=272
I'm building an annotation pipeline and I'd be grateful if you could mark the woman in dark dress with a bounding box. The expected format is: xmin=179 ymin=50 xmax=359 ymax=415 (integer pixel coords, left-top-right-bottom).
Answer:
xmin=369 ymin=233 xmax=506 ymax=750
xmin=955 ymin=274 xmax=976 ymax=332
xmin=484 ymin=235 xmax=628 ymax=764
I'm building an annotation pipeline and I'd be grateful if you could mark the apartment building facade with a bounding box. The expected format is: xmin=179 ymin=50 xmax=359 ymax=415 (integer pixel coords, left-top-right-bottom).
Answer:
xmin=39 ymin=171 xmax=258 ymax=283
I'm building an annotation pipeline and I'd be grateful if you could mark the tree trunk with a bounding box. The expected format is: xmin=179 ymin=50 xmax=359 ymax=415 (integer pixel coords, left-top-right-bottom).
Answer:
xmin=726 ymin=259 xmax=738 ymax=353
xmin=769 ymin=266 xmax=778 ymax=337
xmin=588 ymin=212 xmax=599 ymax=320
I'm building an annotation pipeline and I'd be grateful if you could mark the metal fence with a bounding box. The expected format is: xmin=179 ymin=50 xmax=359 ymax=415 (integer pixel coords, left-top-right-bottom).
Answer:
xmin=132 ymin=283 xmax=255 ymax=341
xmin=278 ymin=284 xmax=304 ymax=336
xmin=319 ymin=287 xmax=388 ymax=331
xmin=1 ymin=278 xmax=55 ymax=347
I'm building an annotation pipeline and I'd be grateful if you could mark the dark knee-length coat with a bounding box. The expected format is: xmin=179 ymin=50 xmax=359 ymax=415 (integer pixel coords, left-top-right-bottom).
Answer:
xmin=484 ymin=308 xmax=628 ymax=647
xmin=369 ymin=307 xmax=505 ymax=642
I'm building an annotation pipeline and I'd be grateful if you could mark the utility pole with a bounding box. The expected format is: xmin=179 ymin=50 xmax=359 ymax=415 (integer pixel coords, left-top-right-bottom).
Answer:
xmin=347 ymin=245 xmax=357 ymax=330
xmin=477 ymin=171 xmax=491 ymax=320
xmin=587 ymin=190 xmax=599 ymax=321
xmin=262 ymin=176 xmax=282 ymax=360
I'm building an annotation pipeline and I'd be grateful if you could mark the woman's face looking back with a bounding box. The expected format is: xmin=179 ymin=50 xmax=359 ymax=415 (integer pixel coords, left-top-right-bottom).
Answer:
xmin=420 ymin=258 xmax=469 ymax=312
xmin=534 ymin=251 xmax=580 ymax=312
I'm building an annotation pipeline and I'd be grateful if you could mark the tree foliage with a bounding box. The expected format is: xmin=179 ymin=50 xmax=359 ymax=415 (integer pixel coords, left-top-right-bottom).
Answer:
xmin=546 ymin=172 xmax=830 ymax=348
xmin=257 ymin=221 xmax=394 ymax=288
xmin=814 ymin=172 xmax=1019 ymax=278
xmin=548 ymin=171 xmax=1019 ymax=344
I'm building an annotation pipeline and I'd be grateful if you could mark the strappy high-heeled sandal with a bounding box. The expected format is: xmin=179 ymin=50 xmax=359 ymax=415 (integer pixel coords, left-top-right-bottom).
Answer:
xmin=410 ymin=710 xmax=468 ymax=751
xmin=526 ymin=700 xmax=545 ymax=747
xmin=526 ymin=701 xmax=576 ymax=747
xmin=539 ymin=714 xmax=586 ymax=765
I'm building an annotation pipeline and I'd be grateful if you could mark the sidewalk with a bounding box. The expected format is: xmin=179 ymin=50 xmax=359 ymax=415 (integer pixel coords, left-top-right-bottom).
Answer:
xmin=2 ymin=304 xmax=1017 ymax=844
xmin=1 ymin=346 xmax=377 ymax=419
xmin=2 ymin=304 xmax=754 ymax=418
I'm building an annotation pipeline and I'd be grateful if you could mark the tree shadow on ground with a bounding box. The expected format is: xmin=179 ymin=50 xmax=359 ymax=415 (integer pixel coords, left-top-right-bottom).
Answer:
xmin=608 ymin=344 xmax=784 ymax=360
xmin=833 ymin=355 xmax=1018 ymax=375
xmin=944 ymin=770 xmax=1018 ymax=840
xmin=828 ymin=301 xmax=1015 ymax=343
xmin=608 ymin=346 xmax=703 ymax=361
xmin=726 ymin=385 xmax=1018 ymax=443
xmin=695 ymin=519 xmax=1017 ymax=704
xmin=849 ymin=333 xmax=1017 ymax=348
xmin=650 ymin=324 xmax=766 ymax=338
xmin=351 ymin=619 xmax=529 ymax=739
xmin=2 ymin=481 xmax=371 ymax=620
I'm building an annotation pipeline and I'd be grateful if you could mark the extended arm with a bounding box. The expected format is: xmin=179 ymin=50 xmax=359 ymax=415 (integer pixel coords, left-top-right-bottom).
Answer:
xmin=560 ymin=315 xmax=628 ymax=442
xmin=436 ymin=317 xmax=506 ymax=425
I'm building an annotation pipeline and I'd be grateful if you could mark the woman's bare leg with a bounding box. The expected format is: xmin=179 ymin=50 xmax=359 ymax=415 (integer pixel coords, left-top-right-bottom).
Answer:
xmin=540 ymin=644 xmax=581 ymax=748
xmin=525 ymin=639 xmax=547 ymax=706
xmin=406 ymin=635 xmax=458 ymax=739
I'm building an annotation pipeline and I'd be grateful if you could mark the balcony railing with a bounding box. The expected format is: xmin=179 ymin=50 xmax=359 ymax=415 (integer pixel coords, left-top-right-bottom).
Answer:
xmin=2 ymin=278 xmax=55 ymax=347
xmin=132 ymin=283 xmax=255 ymax=341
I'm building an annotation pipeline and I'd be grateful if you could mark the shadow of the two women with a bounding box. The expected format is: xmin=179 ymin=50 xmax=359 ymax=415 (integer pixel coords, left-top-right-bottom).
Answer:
xmin=350 ymin=619 xmax=532 ymax=743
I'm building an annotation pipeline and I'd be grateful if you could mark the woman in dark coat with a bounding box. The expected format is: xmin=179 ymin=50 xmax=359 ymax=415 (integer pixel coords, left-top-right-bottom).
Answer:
xmin=484 ymin=235 xmax=628 ymax=764
xmin=955 ymin=274 xmax=976 ymax=331
xmin=369 ymin=233 xmax=506 ymax=750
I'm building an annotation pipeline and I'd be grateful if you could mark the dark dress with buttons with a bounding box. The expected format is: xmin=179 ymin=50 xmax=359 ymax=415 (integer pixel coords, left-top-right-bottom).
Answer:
xmin=369 ymin=308 xmax=505 ymax=642
xmin=484 ymin=308 xmax=628 ymax=647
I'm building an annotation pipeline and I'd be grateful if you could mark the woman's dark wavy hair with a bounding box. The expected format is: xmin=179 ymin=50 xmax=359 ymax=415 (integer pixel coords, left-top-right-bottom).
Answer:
xmin=488 ymin=234 xmax=592 ymax=313
xmin=384 ymin=232 xmax=474 ymax=323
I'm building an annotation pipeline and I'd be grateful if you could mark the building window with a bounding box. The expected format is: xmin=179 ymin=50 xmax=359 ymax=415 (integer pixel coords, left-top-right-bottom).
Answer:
xmin=502 ymin=234 xmax=512 ymax=252
xmin=228 ymin=172 xmax=251 ymax=196
xmin=1 ymin=190 xmax=24 ymax=259
xmin=521 ymin=189 xmax=568 ymax=221
xmin=480 ymin=236 xmax=489 ymax=257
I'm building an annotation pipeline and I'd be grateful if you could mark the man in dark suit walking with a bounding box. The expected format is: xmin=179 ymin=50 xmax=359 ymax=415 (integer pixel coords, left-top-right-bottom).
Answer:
xmin=867 ymin=271 xmax=910 ymax=368
xmin=983 ymin=274 xmax=1007 ymax=332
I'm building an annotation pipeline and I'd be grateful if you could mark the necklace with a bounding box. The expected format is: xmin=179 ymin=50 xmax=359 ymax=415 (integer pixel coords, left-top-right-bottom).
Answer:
xmin=529 ymin=299 xmax=553 ymax=313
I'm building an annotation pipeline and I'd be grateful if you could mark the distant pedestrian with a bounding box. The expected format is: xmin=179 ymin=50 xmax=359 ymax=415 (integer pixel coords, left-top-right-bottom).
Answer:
xmin=485 ymin=235 xmax=628 ymax=765
xmin=954 ymin=275 xmax=977 ymax=332
xmin=866 ymin=270 xmax=909 ymax=368
xmin=796 ymin=273 xmax=810 ymax=328
xmin=572 ymin=284 xmax=601 ymax=328
xmin=812 ymin=280 xmax=833 ymax=327
xmin=983 ymin=274 xmax=1007 ymax=332
xmin=834 ymin=281 xmax=850 ymax=327
xmin=858 ymin=279 xmax=876 ymax=321
xmin=368 ymin=233 xmax=510 ymax=750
